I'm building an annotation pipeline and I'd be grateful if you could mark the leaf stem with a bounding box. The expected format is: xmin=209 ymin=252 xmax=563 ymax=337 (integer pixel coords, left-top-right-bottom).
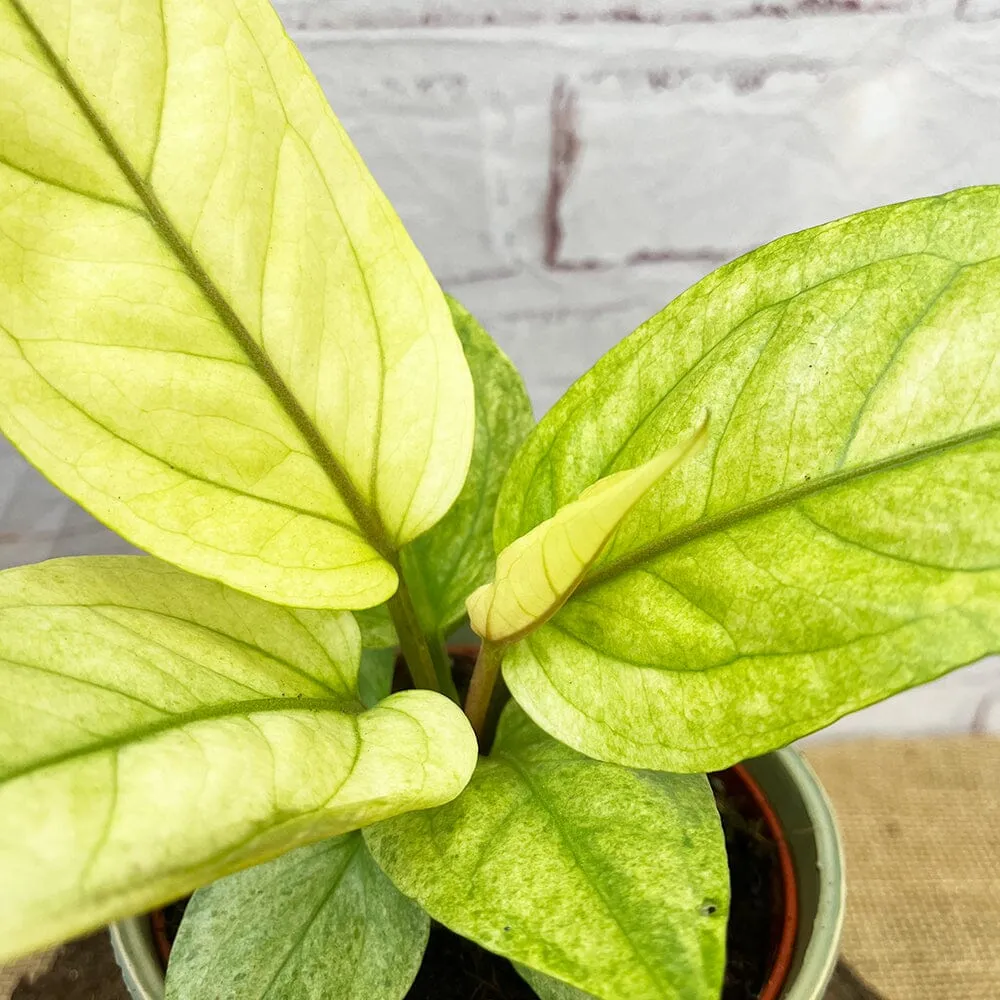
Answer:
xmin=428 ymin=632 xmax=461 ymax=703
xmin=387 ymin=577 xmax=444 ymax=696
xmin=464 ymin=641 xmax=506 ymax=746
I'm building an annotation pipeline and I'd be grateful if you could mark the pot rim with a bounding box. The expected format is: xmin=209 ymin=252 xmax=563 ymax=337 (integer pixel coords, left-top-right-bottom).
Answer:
xmin=771 ymin=750 xmax=845 ymax=1000
xmin=110 ymin=917 xmax=163 ymax=1000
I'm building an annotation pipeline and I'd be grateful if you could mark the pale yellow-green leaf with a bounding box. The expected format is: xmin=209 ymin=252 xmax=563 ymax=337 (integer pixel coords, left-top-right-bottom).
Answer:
xmin=0 ymin=0 xmax=474 ymax=609
xmin=467 ymin=421 xmax=707 ymax=643
xmin=0 ymin=557 xmax=477 ymax=962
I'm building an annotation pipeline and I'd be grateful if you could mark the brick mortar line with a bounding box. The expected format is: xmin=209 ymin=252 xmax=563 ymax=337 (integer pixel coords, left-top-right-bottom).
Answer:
xmin=283 ymin=1 xmax=920 ymax=32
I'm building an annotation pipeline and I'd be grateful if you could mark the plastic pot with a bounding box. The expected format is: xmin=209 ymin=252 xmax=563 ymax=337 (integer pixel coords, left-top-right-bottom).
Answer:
xmin=740 ymin=751 xmax=845 ymax=999
xmin=110 ymin=748 xmax=844 ymax=1000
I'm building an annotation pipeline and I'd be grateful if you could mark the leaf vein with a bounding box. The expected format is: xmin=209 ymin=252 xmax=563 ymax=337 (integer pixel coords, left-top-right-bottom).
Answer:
xmin=6 ymin=0 xmax=390 ymax=555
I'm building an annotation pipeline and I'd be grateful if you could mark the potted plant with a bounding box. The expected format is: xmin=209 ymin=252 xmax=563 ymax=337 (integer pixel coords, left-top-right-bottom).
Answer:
xmin=0 ymin=1 xmax=996 ymax=997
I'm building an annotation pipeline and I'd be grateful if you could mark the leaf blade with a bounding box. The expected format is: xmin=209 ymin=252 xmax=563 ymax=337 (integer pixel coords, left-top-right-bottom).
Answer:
xmin=0 ymin=0 xmax=474 ymax=607
xmin=495 ymin=188 xmax=1000 ymax=770
xmin=364 ymin=703 xmax=728 ymax=1000
xmin=0 ymin=557 xmax=476 ymax=962
xmin=165 ymin=835 xmax=429 ymax=1000
xmin=358 ymin=647 xmax=397 ymax=708
xmin=355 ymin=604 xmax=398 ymax=650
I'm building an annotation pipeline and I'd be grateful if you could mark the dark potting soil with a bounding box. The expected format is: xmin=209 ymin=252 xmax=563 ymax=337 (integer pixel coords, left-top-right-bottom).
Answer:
xmin=11 ymin=933 xmax=129 ymax=1000
xmin=406 ymin=923 xmax=538 ymax=1000
xmin=711 ymin=773 xmax=782 ymax=1000
xmin=154 ymin=768 xmax=779 ymax=1000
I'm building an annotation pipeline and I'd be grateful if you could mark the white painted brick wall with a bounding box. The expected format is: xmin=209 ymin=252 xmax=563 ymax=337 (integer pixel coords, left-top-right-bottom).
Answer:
xmin=2 ymin=0 xmax=998 ymax=737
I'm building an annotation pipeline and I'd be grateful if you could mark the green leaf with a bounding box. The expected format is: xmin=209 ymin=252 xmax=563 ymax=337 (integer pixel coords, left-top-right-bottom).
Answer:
xmin=401 ymin=297 xmax=535 ymax=637
xmin=365 ymin=703 xmax=729 ymax=1000
xmin=496 ymin=186 xmax=1000 ymax=771
xmin=358 ymin=647 xmax=397 ymax=708
xmin=0 ymin=0 xmax=474 ymax=609
xmin=468 ymin=420 xmax=706 ymax=643
xmin=516 ymin=964 xmax=596 ymax=1000
xmin=355 ymin=605 xmax=398 ymax=650
xmin=0 ymin=557 xmax=477 ymax=962
xmin=166 ymin=835 xmax=428 ymax=1000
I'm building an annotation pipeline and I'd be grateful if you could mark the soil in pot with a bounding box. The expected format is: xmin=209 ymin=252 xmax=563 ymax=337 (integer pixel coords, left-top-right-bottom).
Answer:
xmin=151 ymin=770 xmax=784 ymax=1000
xmin=711 ymin=769 xmax=788 ymax=1000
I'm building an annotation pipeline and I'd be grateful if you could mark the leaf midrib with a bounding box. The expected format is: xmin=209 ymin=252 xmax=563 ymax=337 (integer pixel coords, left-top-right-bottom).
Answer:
xmin=8 ymin=0 xmax=391 ymax=558
xmin=4 ymin=337 xmax=367 ymax=540
xmin=496 ymin=751 xmax=670 ymax=995
xmin=253 ymin=838 xmax=363 ymax=1000
xmin=580 ymin=420 xmax=1000 ymax=593
xmin=0 ymin=695 xmax=353 ymax=785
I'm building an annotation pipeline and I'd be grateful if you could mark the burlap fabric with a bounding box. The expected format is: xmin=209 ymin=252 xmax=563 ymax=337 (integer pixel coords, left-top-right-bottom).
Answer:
xmin=807 ymin=736 xmax=1000 ymax=1000
xmin=3 ymin=736 xmax=998 ymax=999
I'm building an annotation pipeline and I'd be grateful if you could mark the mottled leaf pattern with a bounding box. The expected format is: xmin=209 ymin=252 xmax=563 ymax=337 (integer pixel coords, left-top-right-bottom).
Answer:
xmin=166 ymin=835 xmax=428 ymax=1000
xmin=365 ymin=703 xmax=728 ymax=1000
xmin=497 ymin=187 xmax=1000 ymax=771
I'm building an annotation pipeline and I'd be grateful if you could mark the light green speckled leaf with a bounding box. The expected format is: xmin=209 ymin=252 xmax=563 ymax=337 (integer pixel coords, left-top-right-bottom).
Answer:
xmin=0 ymin=557 xmax=477 ymax=962
xmin=166 ymin=835 xmax=428 ymax=1000
xmin=365 ymin=702 xmax=728 ymax=1000
xmin=0 ymin=0 xmax=474 ymax=609
xmin=496 ymin=187 xmax=1000 ymax=771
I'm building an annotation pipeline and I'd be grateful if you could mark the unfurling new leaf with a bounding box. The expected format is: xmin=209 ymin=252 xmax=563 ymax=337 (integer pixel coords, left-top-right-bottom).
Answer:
xmin=467 ymin=419 xmax=707 ymax=643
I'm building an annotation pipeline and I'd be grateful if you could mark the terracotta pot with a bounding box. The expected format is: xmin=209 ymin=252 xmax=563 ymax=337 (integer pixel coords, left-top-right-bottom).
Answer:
xmin=110 ymin=747 xmax=844 ymax=1000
